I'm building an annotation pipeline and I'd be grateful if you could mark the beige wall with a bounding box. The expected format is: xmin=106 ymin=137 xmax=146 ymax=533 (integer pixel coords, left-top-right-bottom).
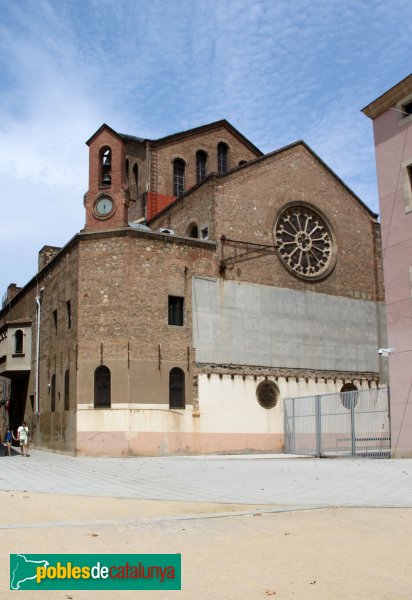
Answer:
xmin=75 ymin=374 xmax=378 ymax=456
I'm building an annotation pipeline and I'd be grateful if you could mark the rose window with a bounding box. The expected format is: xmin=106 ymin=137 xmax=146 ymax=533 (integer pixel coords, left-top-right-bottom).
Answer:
xmin=275 ymin=204 xmax=336 ymax=280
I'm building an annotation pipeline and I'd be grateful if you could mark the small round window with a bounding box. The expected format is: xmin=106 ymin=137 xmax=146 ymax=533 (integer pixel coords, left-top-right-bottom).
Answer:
xmin=256 ymin=380 xmax=279 ymax=409
xmin=340 ymin=383 xmax=359 ymax=409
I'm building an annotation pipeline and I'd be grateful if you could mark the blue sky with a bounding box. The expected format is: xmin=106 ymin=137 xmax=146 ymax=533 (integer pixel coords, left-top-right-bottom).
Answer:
xmin=0 ymin=0 xmax=411 ymax=296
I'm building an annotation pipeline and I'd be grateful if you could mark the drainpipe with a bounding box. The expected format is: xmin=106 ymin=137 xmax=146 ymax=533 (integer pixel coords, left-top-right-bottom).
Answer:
xmin=145 ymin=141 xmax=150 ymax=222
xmin=35 ymin=288 xmax=44 ymax=415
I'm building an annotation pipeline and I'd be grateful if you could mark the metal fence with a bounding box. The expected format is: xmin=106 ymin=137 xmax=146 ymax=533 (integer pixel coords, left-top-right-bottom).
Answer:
xmin=284 ymin=387 xmax=390 ymax=458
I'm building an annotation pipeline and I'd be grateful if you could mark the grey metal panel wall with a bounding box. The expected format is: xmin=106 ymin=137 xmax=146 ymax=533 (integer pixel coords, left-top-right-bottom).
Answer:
xmin=192 ymin=277 xmax=384 ymax=372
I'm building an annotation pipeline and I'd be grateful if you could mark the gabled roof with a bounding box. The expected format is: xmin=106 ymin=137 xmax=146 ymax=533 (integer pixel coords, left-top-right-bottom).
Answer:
xmin=362 ymin=74 xmax=412 ymax=120
xmin=148 ymin=119 xmax=263 ymax=156
xmin=86 ymin=123 xmax=124 ymax=146
xmin=149 ymin=139 xmax=378 ymax=222
xmin=89 ymin=120 xmax=263 ymax=156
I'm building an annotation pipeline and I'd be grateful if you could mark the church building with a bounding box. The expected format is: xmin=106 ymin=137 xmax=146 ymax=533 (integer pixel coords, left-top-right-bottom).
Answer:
xmin=0 ymin=119 xmax=386 ymax=456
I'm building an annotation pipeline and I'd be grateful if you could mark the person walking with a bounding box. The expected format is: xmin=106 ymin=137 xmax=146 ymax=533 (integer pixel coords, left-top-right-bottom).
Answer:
xmin=17 ymin=421 xmax=29 ymax=457
xmin=4 ymin=427 xmax=15 ymax=456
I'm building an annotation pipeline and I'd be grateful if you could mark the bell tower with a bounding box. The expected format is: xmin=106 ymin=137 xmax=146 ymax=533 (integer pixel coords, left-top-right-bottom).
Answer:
xmin=83 ymin=124 xmax=130 ymax=231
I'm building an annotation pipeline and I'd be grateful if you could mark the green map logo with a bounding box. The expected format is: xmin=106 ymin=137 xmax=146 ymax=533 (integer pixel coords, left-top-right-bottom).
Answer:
xmin=10 ymin=554 xmax=181 ymax=590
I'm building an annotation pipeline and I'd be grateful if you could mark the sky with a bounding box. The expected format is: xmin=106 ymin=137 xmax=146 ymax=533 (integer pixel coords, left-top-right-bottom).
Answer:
xmin=0 ymin=0 xmax=411 ymax=297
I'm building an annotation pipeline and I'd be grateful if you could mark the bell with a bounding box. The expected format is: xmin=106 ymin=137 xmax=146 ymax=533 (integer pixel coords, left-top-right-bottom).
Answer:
xmin=102 ymin=172 xmax=111 ymax=185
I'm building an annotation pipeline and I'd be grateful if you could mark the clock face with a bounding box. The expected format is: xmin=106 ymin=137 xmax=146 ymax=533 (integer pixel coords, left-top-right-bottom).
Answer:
xmin=95 ymin=196 xmax=114 ymax=217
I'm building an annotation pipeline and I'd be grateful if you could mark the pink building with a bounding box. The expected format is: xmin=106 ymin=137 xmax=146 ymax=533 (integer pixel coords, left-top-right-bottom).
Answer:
xmin=363 ymin=74 xmax=412 ymax=457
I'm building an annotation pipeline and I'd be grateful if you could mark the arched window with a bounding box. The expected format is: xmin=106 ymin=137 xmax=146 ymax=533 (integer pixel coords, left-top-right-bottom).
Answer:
xmin=217 ymin=143 xmax=229 ymax=173
xmin=14 ymin=330 xmax=23 ymax=354
xmin=94 ymin=365 xmax=111 ymax=408
xmin=64 ymin=370 xmax=70 ymax=411
xmin=238 ymin=160 xmax=247 ymax=166
xmin=169 ymin=368 xmax=185 ymax=409
xmin=173 ymin=159 xmax=185 ymax=198
xmin=132 ymin=163 xmax=138 ymax=198
xmin=196 ymin=151 xmax=207 ymax=184
xmin=188 ymin=223 xmax=198 ymax=238
xmin=51 ymin=374 xmax=56 ymax=412
xmin=100 ymin=147 xmax=111 ymax=186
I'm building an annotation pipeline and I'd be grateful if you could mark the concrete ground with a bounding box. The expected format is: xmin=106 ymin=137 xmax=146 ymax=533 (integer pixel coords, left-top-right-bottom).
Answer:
xmin=1 ymin=450 xmax=412 ymax=599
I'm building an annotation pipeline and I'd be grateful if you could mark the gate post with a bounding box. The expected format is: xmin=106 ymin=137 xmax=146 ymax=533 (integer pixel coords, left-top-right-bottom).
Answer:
xmin=316 ymin=395 xmax=322 ymax=458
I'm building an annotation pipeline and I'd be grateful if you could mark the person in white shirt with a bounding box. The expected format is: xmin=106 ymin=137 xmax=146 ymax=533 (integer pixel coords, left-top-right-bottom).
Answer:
xmin=17 ymin=422 xmax=29 ymax=457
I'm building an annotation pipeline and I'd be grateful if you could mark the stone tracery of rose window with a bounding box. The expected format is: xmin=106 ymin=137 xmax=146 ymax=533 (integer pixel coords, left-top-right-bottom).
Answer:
xmin=275 ymin=204 xmax=336 ymax=280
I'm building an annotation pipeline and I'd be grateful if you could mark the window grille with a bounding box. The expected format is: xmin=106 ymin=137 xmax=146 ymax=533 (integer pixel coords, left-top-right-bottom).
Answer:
xmin=168 ymin=296 xmax=184 ymax=326
xmin=196 ymin=151 xmax=207 ymax=184
xmin=217 ymin=143 xmax=228 ymax=173
xmin=169 ymin=367 xmax=185 ymax=409
xmin=256 ymin=380 xmax=279 ymax=409
xmin=94 ymin=365 xmax=111 ymax=408
xmin=173 ymin=159 xmax=185 ymax=197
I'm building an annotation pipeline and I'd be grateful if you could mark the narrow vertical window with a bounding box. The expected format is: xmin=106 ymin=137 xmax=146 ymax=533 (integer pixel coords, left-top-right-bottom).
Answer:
xmin=173 ymin=159 xmax=185 ymax=198
xmin=94 ymin=365 xmax=111 ymax=408
xmin=51 ymin=374 xmax=56 ymax=412
xmin=217 ymin=142 xmax=229 ymax=173
xmin=14 ymin=330 xmax=24 ymax=354
xmin=169 ymin=367 xmax=185 ymax=409
xmin=64 ymin=370 xmax=70 ymax=411
xmin=101 ymin=147 xmax=111 ymax=186
xmin=53 ymin=310 xmax=57 ymax=334
xmin=66 ymin=300 xmax=71 ymax=329
xmin=196 ymin=151 xmax=207 ymax=184
xmin=133 ymin=163 xmax=138 ymax=199
xmin=168 ymin=296 xmax=184 ymax=326
xmin=125 ymin=159 xmax=129 ymax=185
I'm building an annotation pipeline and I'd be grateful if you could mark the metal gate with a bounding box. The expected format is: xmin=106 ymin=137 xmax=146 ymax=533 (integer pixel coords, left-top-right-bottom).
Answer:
xmin=284 ymin=387 xmax=390 ymax=458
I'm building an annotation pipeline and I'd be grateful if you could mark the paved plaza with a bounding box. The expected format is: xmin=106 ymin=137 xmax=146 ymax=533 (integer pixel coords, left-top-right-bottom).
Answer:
xmin=1 ymin=451 xmax=412 ymax=599
xmin=1 ymin=450 xmax=411 ymax=508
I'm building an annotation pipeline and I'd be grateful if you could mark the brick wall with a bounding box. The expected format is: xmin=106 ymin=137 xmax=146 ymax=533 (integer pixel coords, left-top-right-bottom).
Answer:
xmin=76 ymin=229 xmax=216 ymax=407
xmin=38 ymin=246 xmax=62 ymax=271
xmin=84 ymin=129 xmax=129 ymax=231
xmin=0 ymin=241 xmax=79 ymax=452
xmin=214 ymin=146 xmax=383 ymax=300
xmin=150 ymin=143 xmax=384 ymax=301
xmin=149 ymin=178 xmax=216 ymax=239
xmin=151 ymin=124 xmax=259 ymax=199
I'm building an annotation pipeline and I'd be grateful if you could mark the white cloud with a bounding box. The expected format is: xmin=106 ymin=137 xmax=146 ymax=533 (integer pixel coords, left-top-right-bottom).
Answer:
xmin=0 ymin=0 xmax=411 ymax=294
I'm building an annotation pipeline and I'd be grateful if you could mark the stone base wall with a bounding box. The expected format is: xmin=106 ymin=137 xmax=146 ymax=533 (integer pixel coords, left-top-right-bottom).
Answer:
xmin=76 ymin=430 xmax=283 ymax=457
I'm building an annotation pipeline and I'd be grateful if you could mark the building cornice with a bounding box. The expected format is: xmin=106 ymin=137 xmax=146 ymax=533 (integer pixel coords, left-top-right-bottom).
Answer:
xmin=362 ymin=74 xmax=412 ymax=119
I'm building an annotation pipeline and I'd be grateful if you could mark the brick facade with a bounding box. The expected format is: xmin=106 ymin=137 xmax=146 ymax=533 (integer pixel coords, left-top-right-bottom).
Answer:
xmin=152 ymin=143 xmax=383 ymax=301
xmin=0 ymin=119 xmax=386 ymax=456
